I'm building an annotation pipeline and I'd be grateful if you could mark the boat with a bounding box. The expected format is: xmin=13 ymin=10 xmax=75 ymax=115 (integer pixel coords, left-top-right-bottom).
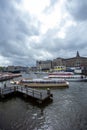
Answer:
xmin=48 ymin=72 xmax=87 ymax=82
xmin=18 ymin=78 xmax=69 ymax=88
xmin=34 ymin=71 xmax=48 ymax=74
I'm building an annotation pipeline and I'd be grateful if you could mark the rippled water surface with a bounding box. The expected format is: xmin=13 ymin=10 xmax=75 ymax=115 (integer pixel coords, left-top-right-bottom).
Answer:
xmin=0 ymin=73 xmax=87 ymax=130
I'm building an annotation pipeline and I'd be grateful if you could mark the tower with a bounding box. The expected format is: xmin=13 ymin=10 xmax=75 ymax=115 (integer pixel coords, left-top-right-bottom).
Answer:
xmin=76 ymin=51 xmax=80 ymax=57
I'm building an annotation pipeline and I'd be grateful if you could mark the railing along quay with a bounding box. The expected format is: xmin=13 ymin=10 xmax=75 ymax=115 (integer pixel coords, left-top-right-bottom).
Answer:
xmin=0 ymin=85 xmax=53 ymax=105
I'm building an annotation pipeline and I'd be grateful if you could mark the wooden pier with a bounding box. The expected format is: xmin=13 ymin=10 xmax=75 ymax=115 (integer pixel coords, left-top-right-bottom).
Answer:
xmin=0 ymin=85 xmax=53 ymax=105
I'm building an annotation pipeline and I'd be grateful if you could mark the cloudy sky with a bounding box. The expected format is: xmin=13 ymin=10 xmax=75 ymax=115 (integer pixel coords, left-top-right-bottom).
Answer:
xmin=0 ymin=0 xmax=87 ymax=66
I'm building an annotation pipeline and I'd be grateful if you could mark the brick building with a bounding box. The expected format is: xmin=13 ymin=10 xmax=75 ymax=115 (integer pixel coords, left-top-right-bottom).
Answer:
xmin=64 ymin=51 xmax=87 ymax=67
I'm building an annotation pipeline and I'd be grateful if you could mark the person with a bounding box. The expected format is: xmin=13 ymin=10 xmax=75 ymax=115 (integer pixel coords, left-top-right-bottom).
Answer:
xmin=47 ymin=88 xmax=50 ymax=95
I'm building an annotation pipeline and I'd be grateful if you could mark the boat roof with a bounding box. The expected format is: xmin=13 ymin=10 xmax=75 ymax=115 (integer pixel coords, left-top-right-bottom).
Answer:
xmin=49 ymin=72 xmax=74 ymax=75
xmin=22 ymin=78 xmax=66 ymax=82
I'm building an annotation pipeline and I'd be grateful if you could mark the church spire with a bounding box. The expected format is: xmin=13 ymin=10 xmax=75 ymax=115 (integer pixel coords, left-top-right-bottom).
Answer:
xmin=76 ymin=51 xmax=80 ymax=57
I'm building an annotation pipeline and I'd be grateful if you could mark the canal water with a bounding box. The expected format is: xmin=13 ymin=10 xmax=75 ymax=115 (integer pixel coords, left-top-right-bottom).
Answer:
xmin=0 ymin=73 xmax=87 ymax=130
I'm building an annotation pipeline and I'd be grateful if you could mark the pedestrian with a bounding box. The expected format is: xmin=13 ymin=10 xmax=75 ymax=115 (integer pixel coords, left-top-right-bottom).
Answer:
xmin=47 ymin=88 xmax=50 ymax=95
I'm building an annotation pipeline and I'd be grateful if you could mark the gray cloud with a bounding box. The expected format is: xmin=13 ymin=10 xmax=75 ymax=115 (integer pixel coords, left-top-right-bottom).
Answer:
xmin=35 ymin=21 xmax=87 ymax=59
xmin=0 ymin=2 xmax=39 ymax=41
xmin=0 ymin=0 xmax=87 ymax=66
xmin=0 ymin=0 xmax=40 ymax=66
xmin=66 ymin=0 xmax=87 ymax=21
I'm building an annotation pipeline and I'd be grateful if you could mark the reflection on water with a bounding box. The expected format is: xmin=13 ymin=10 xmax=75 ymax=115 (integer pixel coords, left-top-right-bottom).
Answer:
xmin=0 ymin=73 xmax=87 ymax=130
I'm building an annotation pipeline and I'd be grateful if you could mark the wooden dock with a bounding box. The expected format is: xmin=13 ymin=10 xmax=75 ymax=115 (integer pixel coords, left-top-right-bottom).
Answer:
xmin=0 ymin=85 xmax=53 ymax=105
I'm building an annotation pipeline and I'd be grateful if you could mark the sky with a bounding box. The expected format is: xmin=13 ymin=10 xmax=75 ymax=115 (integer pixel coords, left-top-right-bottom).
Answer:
xmin=0 ymin=0 xmax=87 ymax=66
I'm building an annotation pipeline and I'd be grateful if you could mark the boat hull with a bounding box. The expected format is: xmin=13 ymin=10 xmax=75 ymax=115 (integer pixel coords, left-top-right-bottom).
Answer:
xmin=48 ymin=76 xmax=87 ymax=82
xmin=19 ymin=82 xmax=69 ymax=88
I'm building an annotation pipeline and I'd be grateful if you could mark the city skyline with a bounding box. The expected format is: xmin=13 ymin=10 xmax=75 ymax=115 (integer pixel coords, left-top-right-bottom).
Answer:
xmin=0 ymin=0 xmax=87 ymax=66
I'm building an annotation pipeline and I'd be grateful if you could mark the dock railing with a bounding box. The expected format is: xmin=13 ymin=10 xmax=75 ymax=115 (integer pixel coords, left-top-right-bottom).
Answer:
xmin=0 ymin=87 xmax=14 ymax=95
xmin=0 ymin=85 xmax=51 ymax=101
xmin=16 ymin=86 xmax=44 ymax=99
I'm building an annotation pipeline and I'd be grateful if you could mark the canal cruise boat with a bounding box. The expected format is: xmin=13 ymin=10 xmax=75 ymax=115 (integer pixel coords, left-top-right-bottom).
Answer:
xmin=17 ymin=78 xmax=69 ymax=88
xmin=48 ymin=71 xmax=87 ymax=82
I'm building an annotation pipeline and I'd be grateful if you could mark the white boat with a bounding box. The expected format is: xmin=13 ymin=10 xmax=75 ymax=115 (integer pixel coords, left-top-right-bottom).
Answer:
xmin=48 ymin=72 xmax=87 ymax=82
xmin=34 ymin=71 xmax=48 ymax=74
xmin=18 ymin=78 xmax=69 ymax=88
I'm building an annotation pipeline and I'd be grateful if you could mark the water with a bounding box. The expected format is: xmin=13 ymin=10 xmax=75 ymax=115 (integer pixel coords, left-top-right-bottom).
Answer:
xmin=0 ymin=73 xmax=87 ymax=130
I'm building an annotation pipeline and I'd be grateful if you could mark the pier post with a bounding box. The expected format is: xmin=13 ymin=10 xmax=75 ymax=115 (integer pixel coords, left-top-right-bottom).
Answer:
xmin=0 ymin=88 xmax=4 ymax=98
xmin=40 ymin=92 xmax=42 ymax=99
xmin=21 ymin=86 xmax=23 ymax=91
xmin=0 ymin=88 xmax=2 ymax=95
xmin=32 ymin=90 xmax=34 ymax=97
xmin=14 ymin=86 xmax=16 ymax=92
xmin=16 ymin=86 xmax=18 ymax=91
xmin=26 ymin=87 xmax=28 ymax=94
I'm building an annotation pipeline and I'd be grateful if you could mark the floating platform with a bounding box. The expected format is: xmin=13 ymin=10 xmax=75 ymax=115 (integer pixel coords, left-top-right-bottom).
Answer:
xmin=0 ymin=85 xmax=53 ymax=105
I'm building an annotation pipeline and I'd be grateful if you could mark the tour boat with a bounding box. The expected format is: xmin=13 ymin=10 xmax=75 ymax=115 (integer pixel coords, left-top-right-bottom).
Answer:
xmin=18 ymin=78 xmax=69 ymax=88
xmin=48 ymin=72 xmax=87 ymax=82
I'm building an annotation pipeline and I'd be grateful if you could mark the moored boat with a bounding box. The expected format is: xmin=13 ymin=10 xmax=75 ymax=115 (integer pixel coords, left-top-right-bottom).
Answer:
xmin=48 ymin=72 xmax=87 ymax=82
xmin=18 ymin=78 xmax=69 ymax=88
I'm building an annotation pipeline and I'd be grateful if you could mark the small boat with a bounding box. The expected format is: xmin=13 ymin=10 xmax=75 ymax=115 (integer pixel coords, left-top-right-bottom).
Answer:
xmin=18 ymin=78 xmax=69 ymax=88
xmin=48 ymin=72 xmax=87 ymax=82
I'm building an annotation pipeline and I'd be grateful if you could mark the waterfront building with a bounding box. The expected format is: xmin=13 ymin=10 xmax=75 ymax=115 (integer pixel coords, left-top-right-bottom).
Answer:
xmin=3 ymin=66 xmax=28 ymax=73
xmin=36 ymin=60 xmax=52 ymax=71
xmin=36 ymin=51 xmax=87 ymax=74
xmin=53 ymin=66 xmax=66 ymax=72
xmin=64 ymin=51 xmax=87 ymax=67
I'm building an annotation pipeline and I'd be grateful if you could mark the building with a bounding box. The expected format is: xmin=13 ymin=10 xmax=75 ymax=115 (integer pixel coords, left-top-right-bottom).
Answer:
xmin=3 ymin=66 xmax=28 ymax=73
xmin=52 ymin=51 xmax=87 ymax=67
xmin=36 ymin=51 xmax=87 ymax=74
xmin=64 ymin=51 xmax=87 ymax=67
xmin=53 ymin=66 xmax=66 ymax=71
xmin=36 ymin=60 xmax=52 ymax=71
